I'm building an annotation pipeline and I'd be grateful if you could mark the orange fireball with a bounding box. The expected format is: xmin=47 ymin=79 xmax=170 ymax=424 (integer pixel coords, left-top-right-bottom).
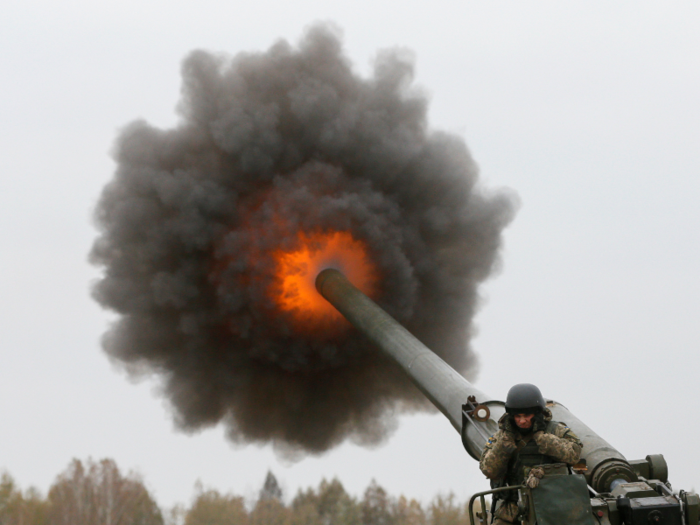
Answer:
xmin=271 ymin=231 xmax=377 ymax=330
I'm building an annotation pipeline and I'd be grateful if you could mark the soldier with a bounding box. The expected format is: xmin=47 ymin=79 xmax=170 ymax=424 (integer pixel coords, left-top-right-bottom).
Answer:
xmin=479 ymin=383 xmax=582 ymax=524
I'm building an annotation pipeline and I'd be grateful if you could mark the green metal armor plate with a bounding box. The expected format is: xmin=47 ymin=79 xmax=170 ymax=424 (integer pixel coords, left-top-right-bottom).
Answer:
xmin=531 ymin=473 xmax=595 ymax=525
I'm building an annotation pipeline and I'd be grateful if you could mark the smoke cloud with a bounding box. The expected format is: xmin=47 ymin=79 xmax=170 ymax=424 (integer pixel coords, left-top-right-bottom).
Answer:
xmin=91 ymin=24 xmax=517 ymax=455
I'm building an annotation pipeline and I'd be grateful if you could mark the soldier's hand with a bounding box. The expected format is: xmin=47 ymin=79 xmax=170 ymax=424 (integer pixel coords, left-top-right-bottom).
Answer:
xmin=531 ymin=413 xmax=547 ymax=434
xmin=526 ymin=467 xmax=545 ymax=489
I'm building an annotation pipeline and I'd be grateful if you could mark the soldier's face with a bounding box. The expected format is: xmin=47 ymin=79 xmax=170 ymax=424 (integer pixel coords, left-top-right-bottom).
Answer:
xmin=514 ymin=413 xmax=535 ymax=429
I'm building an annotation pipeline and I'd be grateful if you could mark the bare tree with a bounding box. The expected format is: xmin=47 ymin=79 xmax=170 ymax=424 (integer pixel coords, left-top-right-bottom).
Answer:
xmin=393 ymin=496 xmax=426 ymax=525
xmin=48 ymin=458 xmax=163 ymax=525
xmin=361 ymin=480 xmax=393 ymax=525
xmin=428 ymin=494 xmax=468 ymax=525
xmin=0 ymin=472 xmax=50 ymax=525
xmin=249 ymin=499 xmax=289 ymax=525
xmin=184 ymin=487 xmax=247 ymax=525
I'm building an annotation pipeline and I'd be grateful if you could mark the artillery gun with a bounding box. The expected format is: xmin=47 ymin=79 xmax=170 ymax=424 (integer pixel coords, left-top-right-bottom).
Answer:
xmin=315 ymin=269 xmax=699 ymax=525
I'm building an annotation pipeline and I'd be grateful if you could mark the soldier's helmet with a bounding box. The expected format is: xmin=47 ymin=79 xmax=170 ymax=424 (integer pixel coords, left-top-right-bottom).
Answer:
xmin=505 ymin=383 xmax=545 ymax=413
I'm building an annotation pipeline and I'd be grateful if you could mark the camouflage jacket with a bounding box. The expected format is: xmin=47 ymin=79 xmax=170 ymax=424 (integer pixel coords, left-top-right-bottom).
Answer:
xmin=479 ymin=408 xmax=582 ymax=482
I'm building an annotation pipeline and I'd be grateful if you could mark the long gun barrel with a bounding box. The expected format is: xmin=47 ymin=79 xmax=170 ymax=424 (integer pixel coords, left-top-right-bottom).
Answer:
xmin=315 ymin=268 xmax=500 ymax=459
xmin=315 ymin=268 xmax=638 ymax=493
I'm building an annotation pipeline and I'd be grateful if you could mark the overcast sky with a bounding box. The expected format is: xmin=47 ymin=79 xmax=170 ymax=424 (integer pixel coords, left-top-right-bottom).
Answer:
xmin=1 ymin=0 xmax=699 ymax=512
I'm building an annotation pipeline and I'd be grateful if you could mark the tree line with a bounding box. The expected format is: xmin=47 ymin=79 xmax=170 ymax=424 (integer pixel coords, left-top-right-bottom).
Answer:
xmin=0 ymin=459 xmax=480 ymax=525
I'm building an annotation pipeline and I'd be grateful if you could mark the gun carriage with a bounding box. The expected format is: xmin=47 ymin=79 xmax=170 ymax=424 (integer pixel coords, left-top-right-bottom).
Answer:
xmin=315 ymin=268 xmax=699 ymax=525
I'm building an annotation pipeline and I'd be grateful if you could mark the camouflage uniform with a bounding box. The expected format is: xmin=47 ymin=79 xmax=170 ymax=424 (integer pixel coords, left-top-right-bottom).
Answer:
xmin=479 ymin=408 xmax=582 ymax=525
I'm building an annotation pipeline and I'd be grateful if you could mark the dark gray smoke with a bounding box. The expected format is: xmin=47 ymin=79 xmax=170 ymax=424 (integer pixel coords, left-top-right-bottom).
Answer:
xmin=91 ymin=24 xmax=516 ymax=455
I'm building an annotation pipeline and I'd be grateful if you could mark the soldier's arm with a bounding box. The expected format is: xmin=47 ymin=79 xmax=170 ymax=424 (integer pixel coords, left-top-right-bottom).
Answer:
xmin=479 ymin=430 xmax=517 ymax=480
xmin=533 ymin=424 xmax=583 ymax=465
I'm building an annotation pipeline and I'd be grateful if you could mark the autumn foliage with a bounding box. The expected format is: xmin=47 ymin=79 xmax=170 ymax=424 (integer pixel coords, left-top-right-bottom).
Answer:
xmin=0 ymin=460 xmax=478 ymax=525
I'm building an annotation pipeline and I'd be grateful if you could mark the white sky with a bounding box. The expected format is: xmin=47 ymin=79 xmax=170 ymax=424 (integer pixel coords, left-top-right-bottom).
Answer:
xmin=1 ymin=0 xmax=699 ymax=512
